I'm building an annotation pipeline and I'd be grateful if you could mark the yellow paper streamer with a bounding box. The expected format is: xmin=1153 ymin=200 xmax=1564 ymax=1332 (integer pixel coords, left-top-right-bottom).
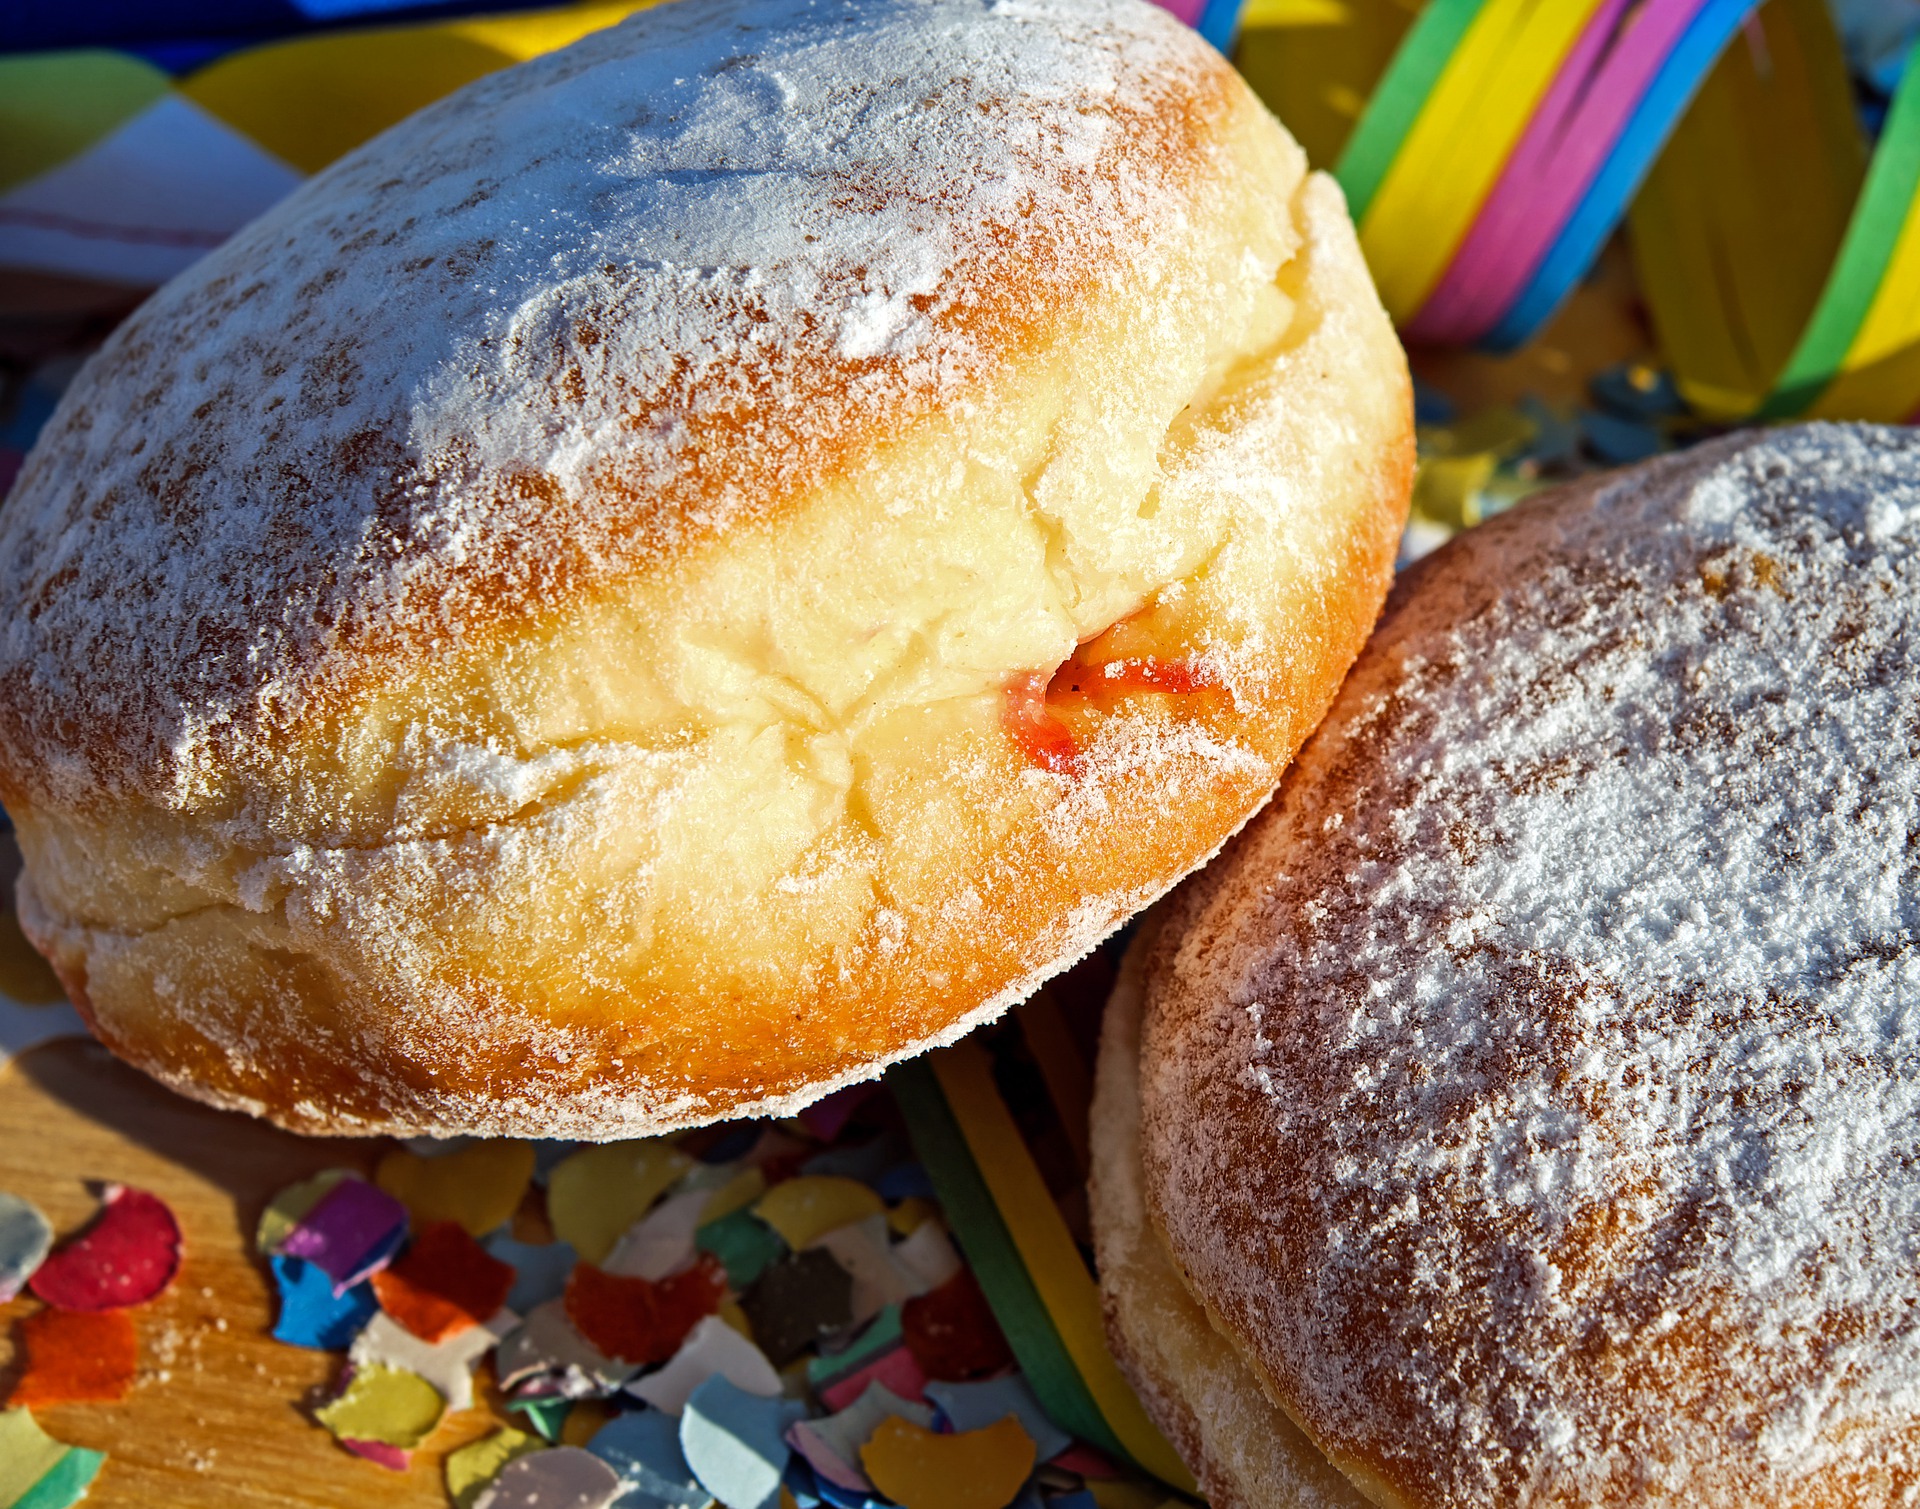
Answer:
xmin=930 ymin=1045 xmax=1194 ymax=1493
xmin=1360 ymin=0 xmax=1608 ymax=319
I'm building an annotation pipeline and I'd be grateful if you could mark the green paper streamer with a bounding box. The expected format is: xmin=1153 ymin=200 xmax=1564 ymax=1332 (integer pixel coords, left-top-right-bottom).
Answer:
xmin=887 ymin=1060 xmax=1125 ymax=1462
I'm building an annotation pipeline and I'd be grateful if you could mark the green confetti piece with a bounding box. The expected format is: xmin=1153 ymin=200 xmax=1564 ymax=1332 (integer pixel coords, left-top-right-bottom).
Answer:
xmin=13 ymin=1449 xmax=104 ymax=1509
xmin=695 ymin=1206 xmax=785 ymax=1289
xmin=510 ymin=1396 xmax=572 ymax=1444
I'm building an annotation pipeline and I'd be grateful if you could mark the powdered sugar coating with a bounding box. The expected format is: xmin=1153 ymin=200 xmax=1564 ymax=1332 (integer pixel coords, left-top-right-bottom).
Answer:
xmin=1141 ymin=425 xmax=1920 ymax=1506
xmin=0 ymin=0 xmax=1225 ymax=813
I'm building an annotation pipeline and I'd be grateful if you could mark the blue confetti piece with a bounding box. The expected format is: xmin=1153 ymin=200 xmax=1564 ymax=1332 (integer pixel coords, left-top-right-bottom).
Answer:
xmin=698 ymin=1126 xmax=761 ymax=1164
xmin=872 ymin=1164 xmax=935 ymax=1202
xmin=801 ymin=1133 xmax=906 ymax=1185
xmin=1412 ymin=376 xmax=1457 ymax=427
xmin=924 ymin=1374 xmax=1072 ymax=1462
xmin=810 ymin=1475 xmax=887 ymax=1509
xmin=588 ymin=1409 xmax=707 ymax=1509
xmin=1043 ymin=1494 xmax=1095 ymax=1509
xmin=1579 ymin=409 xmax=1665 ymax=466
xmin=268 ymin=1255 xmax=377 ymax=1350
xmin=680 ymin=1376 xmax=806 ymax=1509
xmin=485 ymin=1233 xmax=579 ymax=1314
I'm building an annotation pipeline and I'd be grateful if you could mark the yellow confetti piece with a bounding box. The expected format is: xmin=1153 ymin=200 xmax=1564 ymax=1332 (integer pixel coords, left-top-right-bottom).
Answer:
xmin=752 ymin=1177 xmax=883 ymax=1250
xmin=0 ymin=1408 xmax=69 ymax=1503
xmin=548 ymin=1140 xmax=691 ymax=1266
xmin=255 ymin=1169 xmax=353 ymax=1255
xmin=860 ymin=1415 xmax=1036 ymax=1509
xmin=376 ymin=1140 xmax=536 ymax=1237
xmin=700 ymin=1166 xmax=767 ymax=1226
xmin=445 ymin=1427 xmax=543 ymax=1509
xmin=718 ymin=1296 xmax=756 ymax=1342
xmin=314 ymin=1364 xmax=445 ymax=1449
xmin=886 ymin=1197 xmax=935 ymax=1237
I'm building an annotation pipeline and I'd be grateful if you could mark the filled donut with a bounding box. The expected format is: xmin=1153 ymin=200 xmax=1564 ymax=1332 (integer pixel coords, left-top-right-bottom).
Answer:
xmin=1095 ymin=424 xmax=1920 ymax=1506
xmin=0 ymin=0 xmax=1411 ymax=1136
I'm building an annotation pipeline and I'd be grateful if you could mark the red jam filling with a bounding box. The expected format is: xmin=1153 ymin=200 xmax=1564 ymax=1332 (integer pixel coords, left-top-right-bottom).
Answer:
xmin=1003 ymin=651 xmax=1217 ymax=776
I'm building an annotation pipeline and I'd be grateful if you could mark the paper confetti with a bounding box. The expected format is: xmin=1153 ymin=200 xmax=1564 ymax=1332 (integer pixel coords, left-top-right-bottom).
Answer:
xmin=548 ymin=1142 xmax=691 ymax=1266
xmin=341 ymin=1438 xmax=411 ymax=1472
xmin=699 ymin=1168 xmax=767 ymax=1226
xmin=817 ymin=1342 xmax=930 ymax=1414
xmin=446 ymin=1427 xmax=544 ymax=1509
xmin=495 ymin=1300 xmax=636 ymax=1398
xmin=752 ymin=1179 xmax=883 ymax=1251
xmin=0 ymin=1409 xmax=66 ymax=1506
xmin=377 ymin=1140 xmax=536 ymax=1237
xmin=29 ymin=1185 xmax=180 ymax=1311
xmin=485 ymin=1234 xmax=578 ymax=1315
xmin=349 ymin=1308 xmax=515 ymax=1413
xmin=680 ymin=1375 xmax=806 ymax=1509
xmin=256 ymin=1169 xmax=353 ymax=1255
xmin=696 ymin=1208 xmax=786 ymax=1289
xmin=890 ymin=1222 xmax=960 ymax=1295
xmin=472 ymin=1448 xmax=622 ymax=1509
xmin=901 ymin=1271 xmax=1012 ymax=1382
xmin=0 ymin=1408 xmax=105 ymax=1509
xmin=0 ymin=1194 xmax=52 ymax=1305
xmin=812 ymin=1215 xmax=920 ymax=1323
xmin=740 ymin=1250 xmax=854 ymax=1367
xmin=270 ymin=1255 xmax=378 ymax=1350
xmin=860 ymin=1416 xmax=1036 ymax=1509
xmin=926 ymin=1376 xmax=1071 ymax=1462
xmin=372 ymin=1222 xmax=516 ymax=1344
xmin=564 ymin=1260 xmax=724 ymax=1368
xmin=808 ymin=1307 xmax=902 ymax=1391
xmin=8 ymin=1308 xmax=137 ymax=1407
xmin=628 ymin=1313 xmax=781 ymax=1416
xmin=788 ymin=1383 xmax=933 ymax=1493
xmin=605 ymin=1189 xmax=710 ymax=1282
xmin=314 ymin=1363 xmax=445 ymax=1450
xmin=587 ymin=1410 xmax=707 ymax=1509
xmin=279 ymin=1177 xmax=409 ymax=1295
xmin=511 ymin=1396 xmax=574 ymax=1444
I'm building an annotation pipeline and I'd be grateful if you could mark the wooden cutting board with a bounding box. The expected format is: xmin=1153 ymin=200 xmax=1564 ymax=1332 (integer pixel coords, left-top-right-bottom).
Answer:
xmin=0 ymin=1037 xmax=511 ymax=1509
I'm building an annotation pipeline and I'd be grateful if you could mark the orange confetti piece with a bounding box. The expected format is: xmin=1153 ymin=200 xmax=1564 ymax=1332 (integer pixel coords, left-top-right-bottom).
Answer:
xmin=563 ymin=1257 xmax=725 ymax=1366
xmin=9 ymin=1308 xmax=138 ymax=1406
xmin=371 ymin=1222 xmax=515 ymax=1345
xmin=860 ymin=1414 xmax=1036 ymax=1509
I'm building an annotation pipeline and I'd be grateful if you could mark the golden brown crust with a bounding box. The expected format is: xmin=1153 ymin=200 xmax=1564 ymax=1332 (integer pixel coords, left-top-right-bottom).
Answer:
xmin=1138 ymin=427 xmax=1920 ymax=1508
xmin=1091 ymin=899 xmax=1375 ymax=1509
xmin=0 ymin=0 xmax=1411 ymax=1136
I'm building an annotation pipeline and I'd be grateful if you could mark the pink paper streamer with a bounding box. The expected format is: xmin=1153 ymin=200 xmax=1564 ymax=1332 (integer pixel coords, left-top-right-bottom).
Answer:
xmin=1409 ymin=0 xmax=1709 ymax=343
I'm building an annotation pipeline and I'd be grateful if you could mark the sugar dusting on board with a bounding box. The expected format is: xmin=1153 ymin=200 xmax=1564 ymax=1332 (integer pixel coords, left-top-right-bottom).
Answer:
xmin=0 ymin=0 xmax=1222 ymax=809
xmin=1141 ymin=425 xmax=1920 ymax=1504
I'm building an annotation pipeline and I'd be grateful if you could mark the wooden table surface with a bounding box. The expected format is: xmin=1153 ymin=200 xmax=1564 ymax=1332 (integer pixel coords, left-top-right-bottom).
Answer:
xmin=0 ymin=1037 xmax=510 ymax=1508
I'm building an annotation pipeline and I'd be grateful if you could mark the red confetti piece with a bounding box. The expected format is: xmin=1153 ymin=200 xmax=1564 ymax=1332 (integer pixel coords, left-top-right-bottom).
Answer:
xmin=902 ymin=1269 xmax=1013 ymax=1382
xmin=1003 ymin=673 xmax=1080 ymax=777
xmin=29 ymin=1184 xmax=181 ymax=1311
xmin=563 ymin=1256 xmax=724 ymax=1365
xmin=370 ymin=1221 xmax=515 ymax=1344
xmin=340 ymin=1438 xmax=410 ymax=1471
xmin=9 ymin=1307 xmax=138 ymax=1405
